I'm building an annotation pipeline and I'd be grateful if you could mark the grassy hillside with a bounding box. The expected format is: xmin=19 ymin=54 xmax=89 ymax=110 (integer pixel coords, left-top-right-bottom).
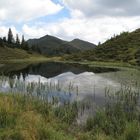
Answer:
xmin=0 ymin=47 xmax=30 ymax=60
xmin=65 ymin=29 xmax=140 ymax=65
xmin=0 ymin=37 xmax=31 ymax=61
xmin=0 ymin=46 xmax=48 ymax=63
xmin=28 ymin=35 xmax=95 ymax=56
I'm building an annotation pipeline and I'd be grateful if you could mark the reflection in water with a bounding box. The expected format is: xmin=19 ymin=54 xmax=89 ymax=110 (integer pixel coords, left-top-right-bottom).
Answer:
xmin=25 ymin=71 xmax=120 ymax=98
xmin=0 ymin=71 xmax=120 ymax=105
xmin=0 ymin=62 xmax=139 ymax=105
xmin=0 ymin=62 xmax=120 ymax=105
xmin=0 ymin=62 xmax=118 ymax=78
xmin=0 ymin=62 xmax=140 ymax=123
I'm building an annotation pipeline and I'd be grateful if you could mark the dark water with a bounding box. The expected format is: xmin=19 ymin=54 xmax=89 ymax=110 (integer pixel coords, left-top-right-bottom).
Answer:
xmin=0 ymin=62 xmax=120 ymax=104
xmin=0 ymin=62 xmax=118 ymax=78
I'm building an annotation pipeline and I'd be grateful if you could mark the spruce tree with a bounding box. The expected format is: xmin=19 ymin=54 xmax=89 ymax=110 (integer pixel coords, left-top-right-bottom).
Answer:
xmin=21 ymin=35 xmax=29 ymax=51
xmin=16 ymin=34 xmax=20 ymax=45
xmin=3 ymin=37 xmax=7 ymax=42
xmin=0 ymin=38 xmax=4 ymax=47
xmin=21 ymin=35 xmax=25 ymax=45
xmin=8 ymin=28 xmax=14 ymax=44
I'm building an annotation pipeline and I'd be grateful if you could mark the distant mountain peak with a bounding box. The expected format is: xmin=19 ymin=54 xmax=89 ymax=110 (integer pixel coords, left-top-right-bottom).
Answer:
xmin=72 ymin=38 xmax=81 ymax=41
xmin=27 ymin=35 xmax=96 ymax=56
xmin=69 ymin=38 xmax=96 ymax=51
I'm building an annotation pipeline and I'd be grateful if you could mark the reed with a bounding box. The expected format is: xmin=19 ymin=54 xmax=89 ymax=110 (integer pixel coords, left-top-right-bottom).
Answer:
xmin=85 ymin=87 xmax=140 ymax=140
xmin=0 ymin=74 xmax=140 ymax=140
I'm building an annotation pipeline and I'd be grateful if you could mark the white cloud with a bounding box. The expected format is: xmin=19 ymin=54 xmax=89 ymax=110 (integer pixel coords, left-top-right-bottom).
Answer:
xmin=62 ymin=0 xmax=140 ymax=17
xmin=0 ymin=0 xmax=63 ymax=22
xmin=21 ymin=0 xmax=140 ymax=44
xmin=0 ymin=26 xmax=8 ymax=37
xmin=1 ymin=0 xmax=140 ymax=44
xmin=0 ymin=25 xmax=19 ymax=39
xmin=22 ymin=16 xmax=140 ymax=44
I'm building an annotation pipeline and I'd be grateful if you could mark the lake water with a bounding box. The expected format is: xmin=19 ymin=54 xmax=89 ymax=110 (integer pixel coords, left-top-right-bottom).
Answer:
xmin=0 ymin=62 xmax=139 ymax=102
xmin=0 ymin=62 xmax=140 ymax=123
xmin=0 ymin=62 xmax=119 ymax=101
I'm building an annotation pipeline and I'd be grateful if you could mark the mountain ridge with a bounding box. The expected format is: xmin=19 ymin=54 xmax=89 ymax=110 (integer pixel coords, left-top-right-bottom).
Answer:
xmin=27 ymin=35 xmax=96 ymax=56
xmin=65 ymin=29 xmax=140 ymax=65
xmin=69 ymin=38 xmax=96 ymax=51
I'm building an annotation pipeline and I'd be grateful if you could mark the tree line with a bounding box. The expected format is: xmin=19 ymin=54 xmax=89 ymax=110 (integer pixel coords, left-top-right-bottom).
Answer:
xmin=0 ymin=28 xmax=29 ymax=51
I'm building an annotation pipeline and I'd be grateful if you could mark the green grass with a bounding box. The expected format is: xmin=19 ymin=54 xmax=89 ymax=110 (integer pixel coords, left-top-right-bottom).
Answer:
xmin=85 ymin=87 xmax=140 ymax=140
xmin=0 ymin=47 xmax=31 ymax=60
xmin=0 ymin=46 xmax=47 ymax=64
xmin=0 ymin=43 xmax=139 ymax=70
xmin=0 ymin=37 xmax=34 ymax=61
xmin=56 ymin=60 xmax=140 ymax=71
xmin=0 ymin=46 xmax=62 ymax=65
xmin=0 ymin=93 xmax=75 ymax=140
xmin=0 ymin=86 xmax=139 ymax=140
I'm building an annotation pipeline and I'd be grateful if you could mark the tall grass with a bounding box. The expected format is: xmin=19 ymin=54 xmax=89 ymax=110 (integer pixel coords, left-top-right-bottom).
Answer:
xmin=0 ymin=93 xmax=75 ymax=140
xmin=0 ymin=74 xmax=78 ymax=105
xmin=85 ymin=87 xmax=140 ymax=140
xmin=0 ymin=74 xmax=140 ymax=139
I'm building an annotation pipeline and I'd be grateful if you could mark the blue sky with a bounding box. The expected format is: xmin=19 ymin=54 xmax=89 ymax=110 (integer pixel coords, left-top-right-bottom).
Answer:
xmin=0 ymin=0 xmax=140 ymax=44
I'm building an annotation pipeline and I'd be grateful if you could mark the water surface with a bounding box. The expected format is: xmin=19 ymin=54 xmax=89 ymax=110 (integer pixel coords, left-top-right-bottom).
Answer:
xmin=0 ymin=62 xmax=139 ymax=102
xmin=0 ymin=62 xmax=140 ymax=123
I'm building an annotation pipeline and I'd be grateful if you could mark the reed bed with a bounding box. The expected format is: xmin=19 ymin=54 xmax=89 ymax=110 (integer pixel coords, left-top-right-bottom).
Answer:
xmin=0 ymin=74 xmax=139 ymax=140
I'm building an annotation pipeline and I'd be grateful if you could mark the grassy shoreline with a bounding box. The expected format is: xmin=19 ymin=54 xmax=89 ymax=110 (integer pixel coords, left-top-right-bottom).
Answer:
xmin=0 ymin=89 xmax=140 ymax=140
xmin=0 ymin=56 xmax=62 ymax=64
xmin=1 ymin=57 xmax=139 ymax=70
xmin=55 ymin=60 xmax=140 ymax=70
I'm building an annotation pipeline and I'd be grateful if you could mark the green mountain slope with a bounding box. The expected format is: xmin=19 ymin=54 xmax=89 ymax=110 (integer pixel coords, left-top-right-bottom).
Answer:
xmin=66 ymin=29 xmax=140 ymax=65
xmin=0 ymin=39 xmax=37 ymax=61
xmin=68 ymin=39 xmax=96 ymax=51
xmin=0 ymin=47 xmax=30 ymax=60
xmin=28 ymin=35 xmax=96 ymax=56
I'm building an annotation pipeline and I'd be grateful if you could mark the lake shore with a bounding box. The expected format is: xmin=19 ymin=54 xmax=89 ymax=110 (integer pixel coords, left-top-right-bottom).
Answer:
xmin=0 ymin=56 xmax=139 ymax=70
xmin=0 ymin=90 xmax=139 ymax=140
xmin=0 ymin=56 xmax=61 ymax=64
xmin=0 ymin=57 xmax=140 ymax=140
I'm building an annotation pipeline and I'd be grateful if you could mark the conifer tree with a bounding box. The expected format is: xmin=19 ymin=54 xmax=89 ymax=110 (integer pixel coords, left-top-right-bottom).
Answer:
xmin=21 ymin=35 xmax=29 ymax=51
xmin=98 ymin=42 xmax=101 ymax=46
xmin=16 ymin=34 xmax=20 ymax=45
xmin=3 ymin=37 xmax=7 ymax=42
xmin=8 ymin=28 xmax=14 ymax=44
xmin=0 ymin=38 xmax=4 ymax=47
xmin=21 ymin=35 xmax=25 ymax=45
